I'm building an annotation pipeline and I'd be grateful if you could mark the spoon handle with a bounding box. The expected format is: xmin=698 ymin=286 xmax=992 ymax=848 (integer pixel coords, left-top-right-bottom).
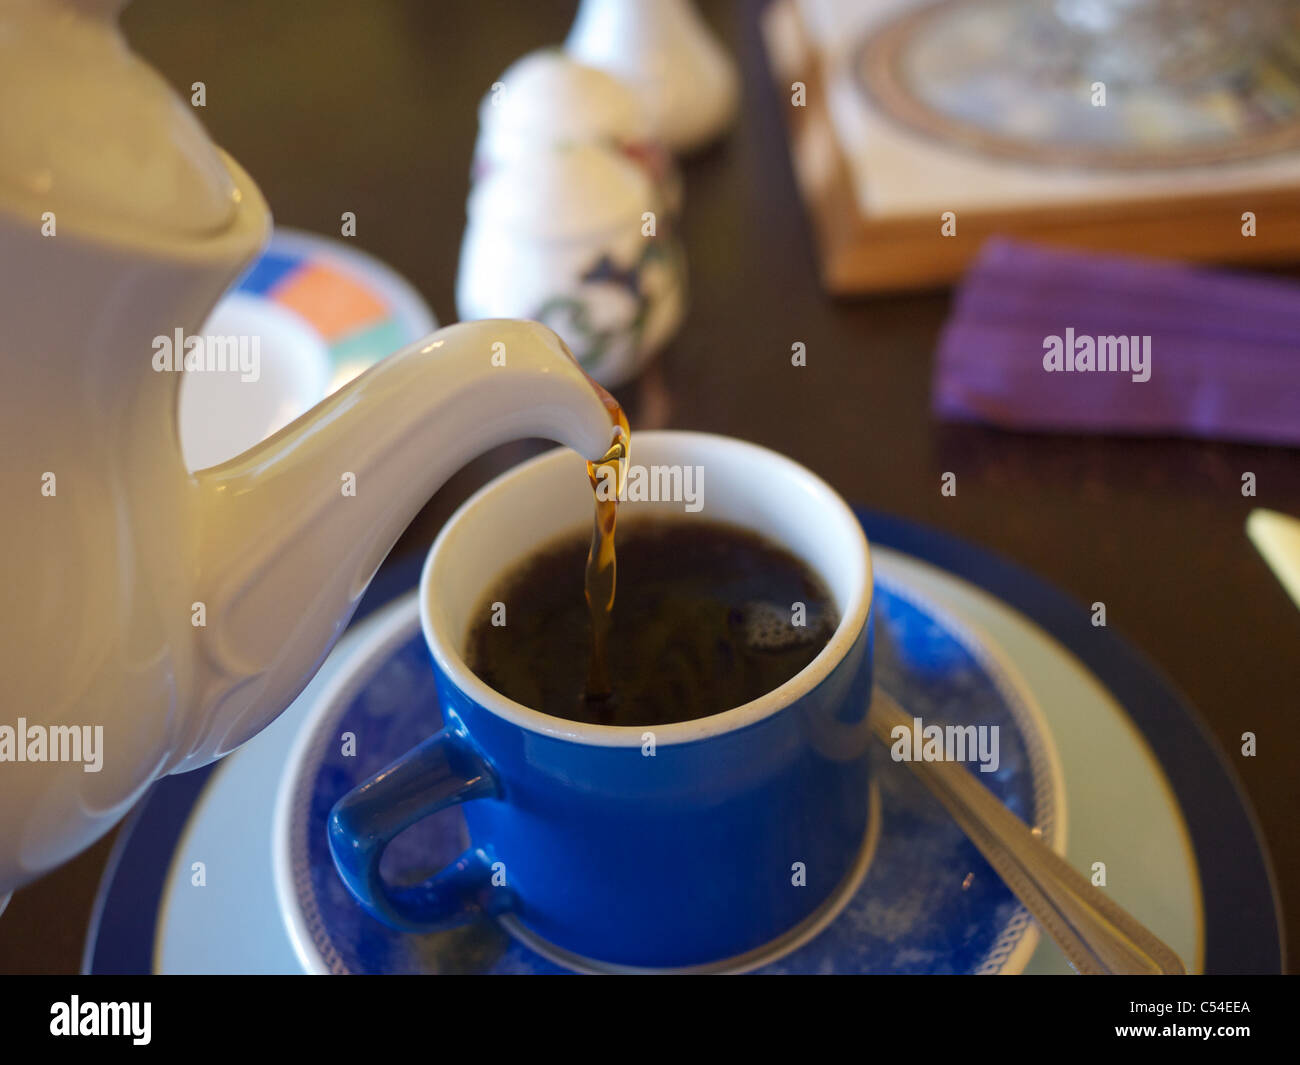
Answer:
xmin=870 ymin=688 xmax=1186 ymax=975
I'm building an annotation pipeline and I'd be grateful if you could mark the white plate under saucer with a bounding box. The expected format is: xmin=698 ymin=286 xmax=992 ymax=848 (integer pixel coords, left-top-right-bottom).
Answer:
xmin=144 ymin=546 xmax=1201 ymax=974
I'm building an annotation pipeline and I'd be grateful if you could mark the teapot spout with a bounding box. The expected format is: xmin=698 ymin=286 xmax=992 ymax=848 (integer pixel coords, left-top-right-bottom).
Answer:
xmin=181 ymin=319 xmax=624 ymax=770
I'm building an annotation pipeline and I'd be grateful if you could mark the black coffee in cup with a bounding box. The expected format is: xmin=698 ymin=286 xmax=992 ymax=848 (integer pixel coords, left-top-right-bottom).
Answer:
xmin=465 ymin=519 xmax=838 ymax=727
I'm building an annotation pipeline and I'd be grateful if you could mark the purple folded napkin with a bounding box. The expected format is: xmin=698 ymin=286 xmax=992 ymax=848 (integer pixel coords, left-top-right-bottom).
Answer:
xmin=933 ymin=239 xmax=1300 ymax=446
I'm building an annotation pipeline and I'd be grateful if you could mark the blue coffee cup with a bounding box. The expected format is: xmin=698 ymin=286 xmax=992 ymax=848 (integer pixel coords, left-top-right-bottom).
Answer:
xmin=328 ymin=431 xmax=875 ymax=969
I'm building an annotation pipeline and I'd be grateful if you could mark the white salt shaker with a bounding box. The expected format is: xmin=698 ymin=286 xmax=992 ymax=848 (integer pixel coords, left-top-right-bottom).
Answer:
xmin=565 ymin=0 xmax=740 ymax=155
xmin=473 ymin=48 xmax=681 ymax=215
xmin=456 ymin=142 xmax=686 ymax=389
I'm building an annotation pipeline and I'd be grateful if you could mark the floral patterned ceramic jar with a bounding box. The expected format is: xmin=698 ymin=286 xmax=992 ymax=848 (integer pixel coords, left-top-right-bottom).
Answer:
xmin=456 ymin=142 xmax=686 ymax=388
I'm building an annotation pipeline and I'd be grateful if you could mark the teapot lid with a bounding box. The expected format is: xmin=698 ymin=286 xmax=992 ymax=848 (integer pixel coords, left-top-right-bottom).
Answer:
xmin=0 ymin=0 xmax=239 ymax=238
xmin=478 ymin=49 xmax=650 ymax=146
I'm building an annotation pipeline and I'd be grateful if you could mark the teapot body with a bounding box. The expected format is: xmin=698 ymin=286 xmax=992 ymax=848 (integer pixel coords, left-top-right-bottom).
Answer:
xmin=0 ymin=163 xmax=271 ymax=888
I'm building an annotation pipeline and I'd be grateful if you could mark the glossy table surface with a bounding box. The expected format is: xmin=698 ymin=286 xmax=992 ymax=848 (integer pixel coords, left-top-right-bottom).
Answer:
xmin=1 ymin=0 xmax=1296 ymax=973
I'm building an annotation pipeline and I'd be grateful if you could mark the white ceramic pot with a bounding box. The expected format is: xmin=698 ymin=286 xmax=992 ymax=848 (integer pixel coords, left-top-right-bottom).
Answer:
xmin=457 ymin=142 xmax=686 ymax=388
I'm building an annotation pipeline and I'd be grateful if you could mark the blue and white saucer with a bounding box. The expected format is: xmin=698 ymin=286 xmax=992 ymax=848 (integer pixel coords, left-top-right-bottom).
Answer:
xmin=92 ymin=520 xmax=1257 ymax=975
xmin=272 ymin=569 xmax=1066 ymax=974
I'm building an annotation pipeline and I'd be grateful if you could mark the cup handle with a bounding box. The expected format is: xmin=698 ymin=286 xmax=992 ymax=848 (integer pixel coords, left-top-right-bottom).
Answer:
xmin=327 ymin=726 xmax=506 ymax=932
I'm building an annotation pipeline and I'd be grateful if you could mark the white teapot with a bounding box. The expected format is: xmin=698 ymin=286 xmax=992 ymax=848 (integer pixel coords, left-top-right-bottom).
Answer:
xmin=0 ymin=0 xmax=624 ymax=897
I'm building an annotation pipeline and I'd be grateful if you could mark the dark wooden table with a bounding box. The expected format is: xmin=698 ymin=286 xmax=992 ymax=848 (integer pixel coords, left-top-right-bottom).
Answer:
xmin=2 ymin=0 xmax=1296 ymax=973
